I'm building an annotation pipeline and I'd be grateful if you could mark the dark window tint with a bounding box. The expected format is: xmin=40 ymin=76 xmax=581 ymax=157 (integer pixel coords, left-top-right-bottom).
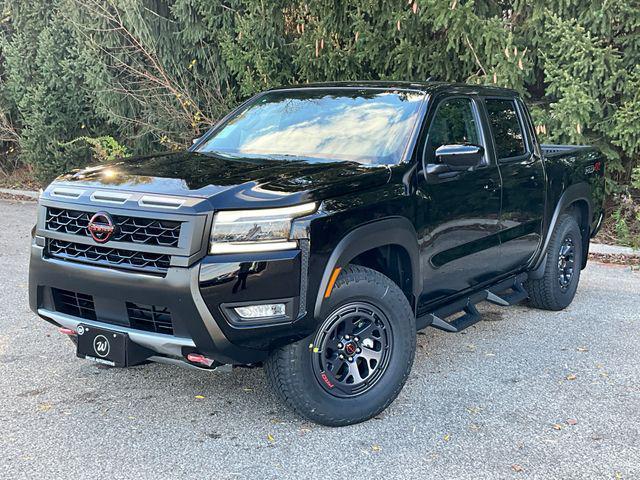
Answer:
xmin=485 ymin=99 xmax=526 ymax=159
xmin=425 ymin=97 xmax=480 ymax=161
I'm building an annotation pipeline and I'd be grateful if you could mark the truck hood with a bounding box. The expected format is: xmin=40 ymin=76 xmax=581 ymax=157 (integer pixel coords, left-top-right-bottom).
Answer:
xmin=53 ymin=151 xmax=391 ymax=209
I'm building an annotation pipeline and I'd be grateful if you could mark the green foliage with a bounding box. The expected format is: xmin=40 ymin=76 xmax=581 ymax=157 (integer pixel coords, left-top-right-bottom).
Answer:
xmin=515 ymin=1 xmax=640 ymax=193
xmin=1 ymin=0 xmax=103 ymax=181
xmin=217 ymin=0 xmax=295 ymax=96
xmin=60 ymin=136 xmax=131 ymax=163
xmin=632 ymin=167 xmax=640 ymax=191
xmin=0 ymin=0 xmax=638 ymax=203
xmin=611 ymin=194 xmax=640 ymax=250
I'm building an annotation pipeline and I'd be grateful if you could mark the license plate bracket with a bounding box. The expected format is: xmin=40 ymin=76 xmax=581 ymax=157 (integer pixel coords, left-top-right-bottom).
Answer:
xmin=77 ymin=324 xmax=128 ymax=367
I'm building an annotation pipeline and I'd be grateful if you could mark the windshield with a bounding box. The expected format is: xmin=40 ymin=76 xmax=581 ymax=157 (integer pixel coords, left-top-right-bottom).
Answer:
xmin=197 ymin=88 xmax=425 ymax=165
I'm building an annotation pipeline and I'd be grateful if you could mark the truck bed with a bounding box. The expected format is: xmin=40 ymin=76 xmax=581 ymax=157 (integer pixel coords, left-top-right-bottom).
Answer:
xmin=541 ymin=144 xmax=593 ymax=157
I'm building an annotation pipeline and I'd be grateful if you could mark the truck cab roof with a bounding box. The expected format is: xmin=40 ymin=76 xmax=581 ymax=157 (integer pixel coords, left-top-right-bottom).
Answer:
xmin=269 ymin=80 xmax=519 ymax=97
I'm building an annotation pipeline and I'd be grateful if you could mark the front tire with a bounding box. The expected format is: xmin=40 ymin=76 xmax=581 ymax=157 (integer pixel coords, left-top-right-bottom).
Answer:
xmin=526 ymin=214 xmax=583 ymax=311
xmin=265 ymin=265 xmax=416 ymax=427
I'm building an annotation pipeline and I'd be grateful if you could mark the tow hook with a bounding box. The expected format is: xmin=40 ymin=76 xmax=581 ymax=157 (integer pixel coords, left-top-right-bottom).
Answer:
xmin=186 ymin=353 xmax=217 ymax=368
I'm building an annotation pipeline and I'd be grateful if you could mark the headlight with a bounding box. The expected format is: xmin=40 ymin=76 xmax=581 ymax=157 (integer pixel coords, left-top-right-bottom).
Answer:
xmin=210 ymin=202 xmax=316 ymax=254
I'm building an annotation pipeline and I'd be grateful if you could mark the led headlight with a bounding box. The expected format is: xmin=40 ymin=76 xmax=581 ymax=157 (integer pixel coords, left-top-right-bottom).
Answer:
xmin=210 ymin=202 xmax=316 ymax=254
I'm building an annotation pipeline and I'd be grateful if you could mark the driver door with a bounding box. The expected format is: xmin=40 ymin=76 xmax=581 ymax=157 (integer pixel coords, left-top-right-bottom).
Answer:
xmin=414 ymin=95 xmax=503 ymax=306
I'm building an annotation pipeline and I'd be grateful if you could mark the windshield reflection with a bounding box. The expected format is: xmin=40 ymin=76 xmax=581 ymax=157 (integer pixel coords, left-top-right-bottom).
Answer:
xmin=198 ymin=89 xmax=424 ymax=165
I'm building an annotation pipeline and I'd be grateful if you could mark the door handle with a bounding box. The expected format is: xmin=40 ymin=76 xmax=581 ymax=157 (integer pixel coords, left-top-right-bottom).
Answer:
xmin=425 ymin=163 xmax=451 ymax=176
xmin=424 ymin=163 xmax=462 ymax=182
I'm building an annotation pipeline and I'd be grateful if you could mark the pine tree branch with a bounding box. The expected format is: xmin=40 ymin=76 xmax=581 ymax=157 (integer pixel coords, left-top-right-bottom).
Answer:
xmin=464 ymin=35 xmax=487 ymax=77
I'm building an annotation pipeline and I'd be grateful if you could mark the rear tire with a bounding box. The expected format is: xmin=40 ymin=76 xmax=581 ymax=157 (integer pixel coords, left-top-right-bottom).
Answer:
xmin=526 ymin=214 xmax=583 ymax=311
xmin=265 ymin=265 xmax=416 ymax=427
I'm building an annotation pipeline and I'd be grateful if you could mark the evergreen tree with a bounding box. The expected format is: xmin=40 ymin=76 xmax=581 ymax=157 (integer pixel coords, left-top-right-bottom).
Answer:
xmin=1 ymin=0 xmax=99 ymax=180
xmin=0 ymin=0 xmax=638 ymax=193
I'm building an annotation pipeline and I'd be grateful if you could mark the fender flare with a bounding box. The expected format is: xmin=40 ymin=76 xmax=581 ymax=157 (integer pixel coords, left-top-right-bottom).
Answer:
xmin=530 ymin=182 xmax=593 ymax=276
xmin=313 ymin=217 xmax=422 ymax=318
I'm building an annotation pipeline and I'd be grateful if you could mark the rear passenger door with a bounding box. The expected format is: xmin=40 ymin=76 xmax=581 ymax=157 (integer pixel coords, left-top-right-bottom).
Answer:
xmin=483 ymin=97 xmax=545 ymax=273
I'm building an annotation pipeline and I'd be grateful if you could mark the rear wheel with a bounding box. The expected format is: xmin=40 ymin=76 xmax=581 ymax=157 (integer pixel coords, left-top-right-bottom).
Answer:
xmin=526 ymin=214 xmax=583 ymax=310
xmin=265 ymin=265 xmax=416 ymax=426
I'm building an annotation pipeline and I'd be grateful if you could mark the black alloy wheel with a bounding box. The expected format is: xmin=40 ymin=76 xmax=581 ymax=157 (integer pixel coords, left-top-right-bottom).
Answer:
xmin=557 ymin=235 xmax=576 ymax=291
xmin=312 ymin=302 xmax=392 ymax=398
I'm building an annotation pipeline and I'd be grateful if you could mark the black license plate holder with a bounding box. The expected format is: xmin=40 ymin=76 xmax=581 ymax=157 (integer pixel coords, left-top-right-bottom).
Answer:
xmin=77 ymin=324 xmax=128 ymax=367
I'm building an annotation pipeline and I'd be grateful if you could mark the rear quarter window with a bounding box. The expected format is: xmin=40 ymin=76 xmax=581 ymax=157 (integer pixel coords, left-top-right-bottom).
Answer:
xmin=485 ymin=98 xmax=527 ymax=159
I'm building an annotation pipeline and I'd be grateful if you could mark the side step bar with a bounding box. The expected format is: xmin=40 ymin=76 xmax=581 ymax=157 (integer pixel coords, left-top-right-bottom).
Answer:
xmin=486 ymin=278 xmax=529 ymax=306
xmin=416 ymin=273 xmax=528 ymax=333
xmin=427 ymin=302 xmax=482 ymax=333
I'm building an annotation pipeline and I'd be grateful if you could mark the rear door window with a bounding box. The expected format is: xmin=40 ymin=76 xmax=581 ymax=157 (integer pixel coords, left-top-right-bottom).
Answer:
xmin=485 ymin=98 xmax=527 ymax=160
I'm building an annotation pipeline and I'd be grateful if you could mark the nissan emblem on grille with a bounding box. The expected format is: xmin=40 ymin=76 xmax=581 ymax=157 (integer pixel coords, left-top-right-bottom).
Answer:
xmin=87 ymin=211 xmax=116 ymax=243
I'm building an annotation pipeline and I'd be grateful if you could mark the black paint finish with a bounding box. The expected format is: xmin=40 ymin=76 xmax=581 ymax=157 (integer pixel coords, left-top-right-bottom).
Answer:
xmin=30 ymin=82 xmax=607 ymax=363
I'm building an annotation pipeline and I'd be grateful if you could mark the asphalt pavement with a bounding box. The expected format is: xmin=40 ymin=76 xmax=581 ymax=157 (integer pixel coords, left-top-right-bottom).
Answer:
xmin=1 ymin=199 xmax=638 ymax=479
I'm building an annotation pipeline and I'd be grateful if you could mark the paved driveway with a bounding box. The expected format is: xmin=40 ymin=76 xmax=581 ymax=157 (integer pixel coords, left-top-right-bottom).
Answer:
xmin=1 ymin=199 xmax=638 ymax=479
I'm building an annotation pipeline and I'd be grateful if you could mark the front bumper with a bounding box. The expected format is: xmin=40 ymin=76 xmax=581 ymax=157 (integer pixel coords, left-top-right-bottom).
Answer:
xmin=29 ymin=241 xmax=292 ymax=365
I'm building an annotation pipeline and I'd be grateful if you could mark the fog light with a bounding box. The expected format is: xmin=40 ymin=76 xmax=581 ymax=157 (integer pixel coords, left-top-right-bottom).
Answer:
xmin=234 ymin=304 xmax=286 ymax=319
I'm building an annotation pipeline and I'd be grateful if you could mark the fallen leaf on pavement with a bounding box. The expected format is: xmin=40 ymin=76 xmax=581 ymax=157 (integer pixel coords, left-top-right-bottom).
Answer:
xmin=566 ymin=374 xmax=577 ymax=381
xmin=37 ymin=403 xmax=52 ymax=412
xmin=267 ymin=433 xmax=275 ymax=443
xmin=371 ymin=444 xmax=382 ymax=452
xmin=512 ymin=464 xmax=525 ymax=472
xmin=552 ymin=423 xmax=563 ymax=430
xmin=195 ymin=395 xmax=205 ymax=399
xmin=443 ymin=434 xmax=451 ymax=441
xmin=577 ymin=347 xmax=589 ymax=352
xmin=566 ymin=418 xmax=578 ymax=426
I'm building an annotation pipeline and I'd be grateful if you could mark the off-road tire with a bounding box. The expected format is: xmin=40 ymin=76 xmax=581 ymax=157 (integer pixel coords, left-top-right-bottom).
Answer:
xmin=265 ymin=265 xmax=416 ymax=427
xmin=526 ymin=214 xmax=583 ymax=311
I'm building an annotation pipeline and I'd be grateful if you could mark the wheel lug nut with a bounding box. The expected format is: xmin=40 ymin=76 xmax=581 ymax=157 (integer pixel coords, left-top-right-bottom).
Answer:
xmin=339 ymin=354 xmax=345 ymax=360
xmin=344 ymin=335 xmax=350 ymax=340
xmin=337 ymin=343 xmax=343 ymax=349
xmin=354 ymin=337 xmax=359 ymax=342
xmin=356 ymin=348 xmax=361 ymax=353
xmin=348 ymin=357 xmax=353 ymax=362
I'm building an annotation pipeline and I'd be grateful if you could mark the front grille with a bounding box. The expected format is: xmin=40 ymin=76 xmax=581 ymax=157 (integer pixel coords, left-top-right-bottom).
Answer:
xmin=126 ymin=302 xmax=174 ymax=335
xmin=52 ymin=288 xmax=97 ymax=320
xmin=46 ymin=207 xmax=182 ymax=247
xmin=48 ymin=239 xmax=170 ymax=274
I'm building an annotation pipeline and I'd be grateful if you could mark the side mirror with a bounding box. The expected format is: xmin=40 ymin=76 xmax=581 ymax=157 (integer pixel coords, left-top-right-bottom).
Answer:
xmin=434 ymin=144 xmax=484 ymax=171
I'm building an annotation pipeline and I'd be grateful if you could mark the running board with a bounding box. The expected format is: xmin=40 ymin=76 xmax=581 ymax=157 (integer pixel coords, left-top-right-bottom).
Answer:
xmin=485 ymin=276 xmax=529 ymax=306
xmin=428 ymin=302 xmax=482 ymax=333
xmin=415 ymin=273 xmax=529 ymax=333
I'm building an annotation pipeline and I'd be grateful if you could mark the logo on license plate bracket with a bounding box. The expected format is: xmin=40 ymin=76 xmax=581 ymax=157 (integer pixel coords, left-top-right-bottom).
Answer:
xmin=93 ymin=334 xmax=111 ymax=358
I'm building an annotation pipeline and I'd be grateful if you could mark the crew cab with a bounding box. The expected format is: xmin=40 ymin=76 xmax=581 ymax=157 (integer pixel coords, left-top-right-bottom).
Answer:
xmin=29 ymin=82 xmax=605 ymax=426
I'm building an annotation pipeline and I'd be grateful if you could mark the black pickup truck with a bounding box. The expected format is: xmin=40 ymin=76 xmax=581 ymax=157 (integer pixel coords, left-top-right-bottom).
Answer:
xmin=29 ymin=82 xmax=605 ymax=426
